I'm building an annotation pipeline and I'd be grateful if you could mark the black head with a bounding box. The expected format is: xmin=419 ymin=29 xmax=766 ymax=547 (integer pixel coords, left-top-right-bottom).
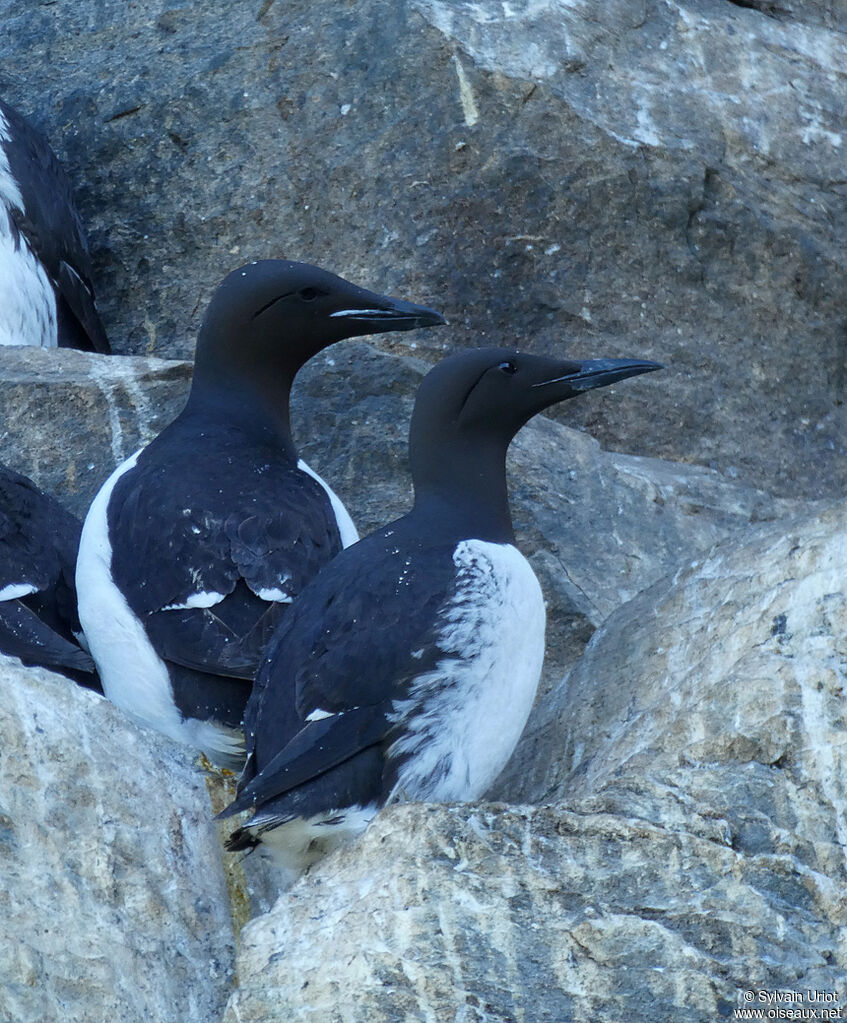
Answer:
xmin=411 ymin=347 xmax=663 ymax=448
xmin=193 ymin=260 xmax=446 ymax=387
xmin=408 ymin=347 xmax=662 ymax=538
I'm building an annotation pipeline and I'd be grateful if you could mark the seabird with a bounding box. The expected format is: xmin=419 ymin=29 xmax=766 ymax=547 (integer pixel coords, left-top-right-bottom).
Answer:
xmin=0 ymin=97 xmax=109 ymax=352
xmin=0 ymin=462 xmax=97 ymax=685
xmin=220 ymin=346 xmax=662 ymax=881
xmin=76 ymin=259 xmax=445 ymax=766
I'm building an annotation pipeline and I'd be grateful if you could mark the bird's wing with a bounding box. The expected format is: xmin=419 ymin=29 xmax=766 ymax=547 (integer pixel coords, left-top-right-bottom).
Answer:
xmin=235 ymin=528 xmax=457 ymax=802
xmin=0 ymin=466 xmax=79 ymax=597
xmin=0 ymin=467 xmax=93 ymax=675
xmin=107 ymin=442 xmax=346 ymax=678
xmin=0 ymin=598 xmax=94 ymax=673
xmin=53 ymin=258 xmax=110 ymax=354
xmin=219 ymin=702 xmax=393 ymax=816
xmin=143 ymin=581 xmax=288 ymax=679
xmin=0 ymin=100 xmax=110 ymax=353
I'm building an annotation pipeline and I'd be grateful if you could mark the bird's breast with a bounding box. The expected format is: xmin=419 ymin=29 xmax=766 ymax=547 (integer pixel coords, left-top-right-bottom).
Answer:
xmin=0 ymin=208 xmax=56 ymax=348
xmin=389 ymin=539 xmax=546 ymax=802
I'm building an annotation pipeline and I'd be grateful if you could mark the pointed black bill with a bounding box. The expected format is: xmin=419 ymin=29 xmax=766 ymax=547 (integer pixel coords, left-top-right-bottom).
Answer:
xmin=329 ymin=296 xmax=447 ymax=333
xmin=533 ymin=358 xmax=664 ymax=393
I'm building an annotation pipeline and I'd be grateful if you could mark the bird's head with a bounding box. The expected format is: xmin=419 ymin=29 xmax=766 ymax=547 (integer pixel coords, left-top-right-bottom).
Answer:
xmin=407 ymin=347 xmax=663 ymax=529
xmin=194 ymin=259 xmax=446 ymax=384
xmin=411 ymin=347 xmax=663 ymax=449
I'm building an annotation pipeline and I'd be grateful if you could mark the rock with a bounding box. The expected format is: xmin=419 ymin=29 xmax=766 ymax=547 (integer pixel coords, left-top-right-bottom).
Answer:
xmin=507 ymin=499 xmax=847 ymax=825
xmin=0 ymin=3 xmax=842 ymax=1015
xmin=224 ymin=501 xmax=847 ymax=1023
xmin=1 ymin=1 xmax=845 ymax=498
xmin=0 ymin=656 xmax=236 ymax=1023
xmin=0 ymin=346 xmax=191 ymax=518
xmin=0 ymin=343 xmax=811 ymax=694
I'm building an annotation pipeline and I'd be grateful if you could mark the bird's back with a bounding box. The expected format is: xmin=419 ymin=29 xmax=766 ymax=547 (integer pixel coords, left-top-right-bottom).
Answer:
xmin=106 ymin=421 xmax=345 ymax=622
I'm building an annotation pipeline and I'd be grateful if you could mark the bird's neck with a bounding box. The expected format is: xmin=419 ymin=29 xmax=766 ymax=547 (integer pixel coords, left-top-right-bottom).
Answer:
xmin=183 ymin=364 xmax=298 ymax=458
xmin=410 ymin=437 xmax=516 ymax=544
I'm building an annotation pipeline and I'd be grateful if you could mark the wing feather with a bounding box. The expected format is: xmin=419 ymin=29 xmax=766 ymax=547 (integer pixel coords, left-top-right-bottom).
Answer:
xmin=107 ymin=432 xmax=347 ymax=677
xmin=236 ymin=524 xmax=457 ymax=806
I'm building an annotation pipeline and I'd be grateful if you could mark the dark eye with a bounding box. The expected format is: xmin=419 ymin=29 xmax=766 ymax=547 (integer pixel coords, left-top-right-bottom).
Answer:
xmin=498 ymin=361 xmax=517 ymax=375
xmin=299 ymin=287 xmax=320 ymax=301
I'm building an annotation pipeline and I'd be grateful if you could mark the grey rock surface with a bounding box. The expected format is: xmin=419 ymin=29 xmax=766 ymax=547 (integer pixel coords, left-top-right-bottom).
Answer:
xmin=0 ymin=346 xmax=192 ymax=517
xmin=0 ymin=2 xmax=842 ymax=1018
xmin=224 ymin=501 xmax=847 ymax=1023
xmin=498 ymin=496 xmax=847 ymax=844
xmin=0 ymin=343 xmax=810 ymax=696
xmin=0 ymin=657 xmax=236 ymax=1023
xmin=0 ymin=0 xmax=845 ymax=497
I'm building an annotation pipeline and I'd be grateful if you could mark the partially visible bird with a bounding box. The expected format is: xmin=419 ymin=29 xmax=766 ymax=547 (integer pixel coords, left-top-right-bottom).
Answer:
xmin=0 ymin=462 xmax=97 ymax=686
xmin=76 ymin=259 xmax=445 ymax=766
xmin=220 ymin=346 xmax=662 ymax=882
xmin=0 ymin=97 xmax=109 ymax=352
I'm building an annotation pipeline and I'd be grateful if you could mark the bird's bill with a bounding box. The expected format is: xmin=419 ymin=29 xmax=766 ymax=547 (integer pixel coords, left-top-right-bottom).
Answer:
xmin=532 ymin=357 xmax=664 ymax=395
xmin=329 ymin=296 xmax=447 ymax=333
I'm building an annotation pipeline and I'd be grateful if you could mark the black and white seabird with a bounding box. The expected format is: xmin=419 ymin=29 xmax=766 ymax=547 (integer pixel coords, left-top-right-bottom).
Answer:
xmin=0 ymin=97 xmax=109 ymax=352
xmin=0 ymin=463 xmax=97 ymax=685
xmin=220 ymin=346 xmax=662 ymax=880
xmin=76 ymin=259 xmax=445 ymax=765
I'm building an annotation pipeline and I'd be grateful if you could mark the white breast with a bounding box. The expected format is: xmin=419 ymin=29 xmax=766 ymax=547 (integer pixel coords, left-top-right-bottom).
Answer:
xmin=0 ymin=209 xmax=57 ymax=348
xmin=389 ymin=539 xmax=546 ymax=802
xmin=0 ymin=116 xmax=57 ymax=348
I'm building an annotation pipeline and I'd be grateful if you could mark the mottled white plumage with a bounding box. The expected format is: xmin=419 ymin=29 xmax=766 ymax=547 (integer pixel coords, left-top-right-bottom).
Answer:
xmin=0 ymin=106 xmax=75 ymax=349
xmin=388 ymin=539 xmax=546 ymax=801
xmin=252 ymin=802 xmax=378 ymax=885
xmin=242 ymin=540 xmax=545 ymax=880
xmin=0 ymin=111 xmax=24 ymax=205
xmin=0 ymin=206 xmax=57 ymax=348
xmin=223 ymin=347 xmax=661 ymax=885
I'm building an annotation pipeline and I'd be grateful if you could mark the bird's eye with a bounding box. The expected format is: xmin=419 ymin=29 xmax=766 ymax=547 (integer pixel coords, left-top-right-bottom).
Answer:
xmin=498 ymin=361 xmax=518 ymax=375
xmin=299 ymin=287 xmax=320 ymax=301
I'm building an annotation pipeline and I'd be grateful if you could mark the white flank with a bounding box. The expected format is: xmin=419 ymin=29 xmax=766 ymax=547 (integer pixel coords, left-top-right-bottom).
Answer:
xmin=0 ymin=581 xmax=38 ymax=601
xmin=162 ymin=590 xmax=226 ymax=611
xmin=305 ymin=707 xmax=334 ymax=722
xmin=388 ymin=540 xmax=546 ymax=802
xmin=297 ymin=458 xmax=359 ymax=548
xmin=255 ymin=586 xmax=293 ymax=603
xmin=76 ymin=449 xmax=356 ymax=765
xmin=77 ymin=451 xmax=242 ymax=764
xmin=76 ymin=451 xmax=182 ymax=736
xmin=0 ymin=111 xmax=25 ymax=208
